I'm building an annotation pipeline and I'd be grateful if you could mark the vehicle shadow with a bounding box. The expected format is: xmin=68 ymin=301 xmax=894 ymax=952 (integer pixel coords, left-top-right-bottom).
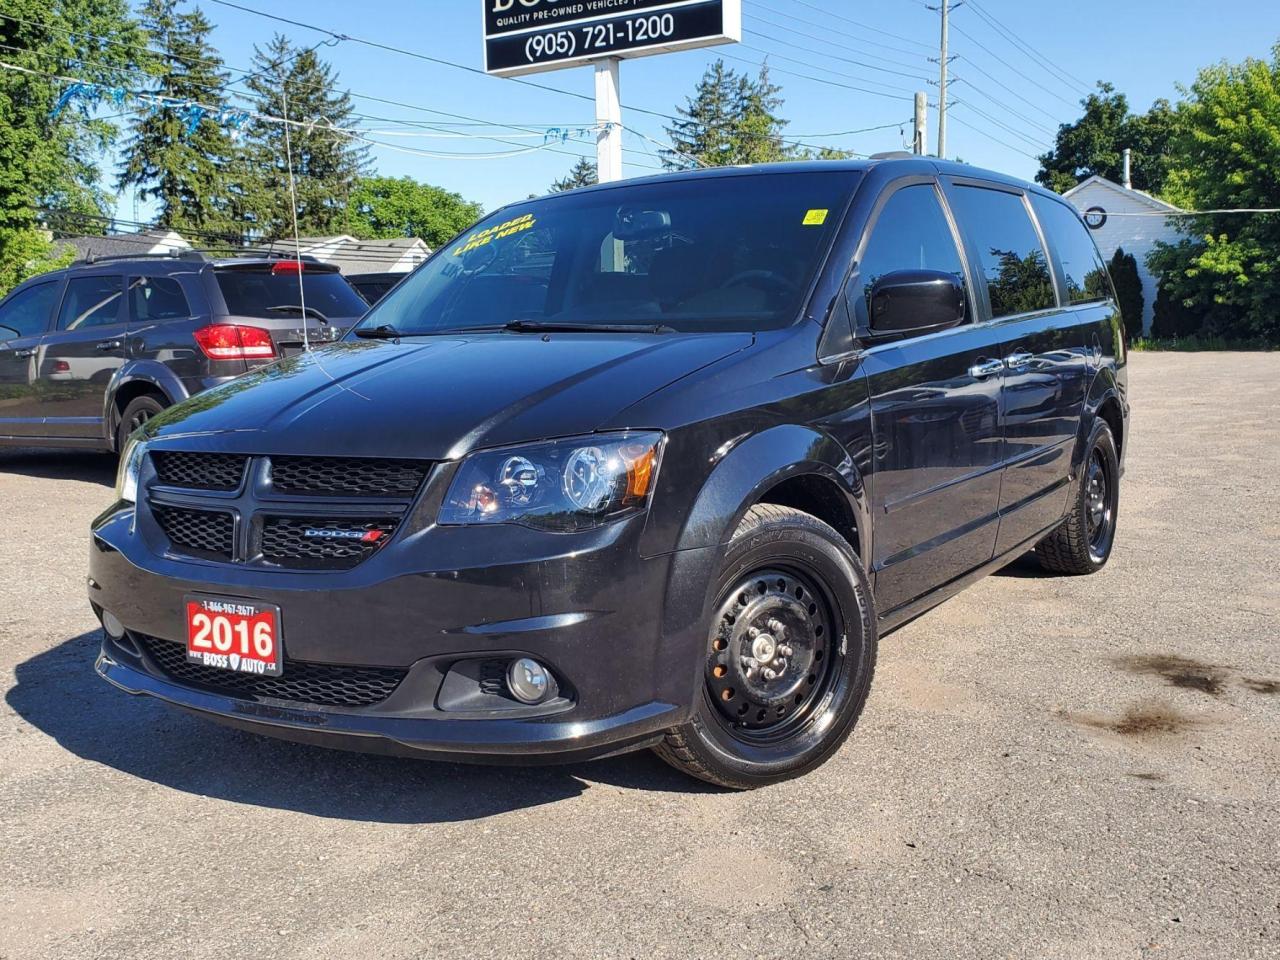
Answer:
xmin=6 ymin=631 xmax=717 ymax=824
xmin=0 ymin=448 xmax=116 ymax=486
xmin=991 ymin=550 xmax=1055 ymax=578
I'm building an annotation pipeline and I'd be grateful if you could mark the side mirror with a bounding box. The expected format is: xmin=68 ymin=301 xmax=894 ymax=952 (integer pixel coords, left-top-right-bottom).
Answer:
xmin=867 ymin=269 xmax=965 ymax=337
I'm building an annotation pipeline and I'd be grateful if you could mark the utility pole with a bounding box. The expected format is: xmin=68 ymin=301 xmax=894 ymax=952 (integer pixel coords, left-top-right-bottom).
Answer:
xmin=913 ymin=92 xmax=928 ymax=155
xmin=937 ymin=0 xmax=949 ymax=159
xmin=595 ymin=58 xmax=623 ymax=183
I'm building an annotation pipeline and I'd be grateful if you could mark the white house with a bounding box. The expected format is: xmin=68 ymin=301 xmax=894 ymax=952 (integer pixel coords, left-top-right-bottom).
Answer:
xmin=62 ymin=229 xmax=192 ymax=262
xmin=252 ymin=236 xmax=431 ymax=275
xmin=1063 ymin=174 xmax=1184 ymax=334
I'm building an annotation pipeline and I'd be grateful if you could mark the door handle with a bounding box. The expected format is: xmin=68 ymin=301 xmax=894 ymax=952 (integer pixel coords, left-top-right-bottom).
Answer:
xmin=1004 ymin=351 xmax=1033 ymax=369
xmin=968 ymin=358 xmax=1004 ymax=379
xmin=95 ymin=339 xmax=123 ymax=351
xmin=13 ymin=347 xmax=37 ymax=359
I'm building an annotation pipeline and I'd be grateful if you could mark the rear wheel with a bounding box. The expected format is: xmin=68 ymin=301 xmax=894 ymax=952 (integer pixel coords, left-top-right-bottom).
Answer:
xmin=654 ymin=504 xmax=877 ymax=789
xmin=116 ymin=394 xmax=167 ymax=453
xmin=1035 ymin=420 xmax=1119 ymax=574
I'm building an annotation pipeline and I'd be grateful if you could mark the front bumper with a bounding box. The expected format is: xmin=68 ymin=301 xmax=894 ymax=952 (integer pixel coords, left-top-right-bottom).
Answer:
xmin=89 ymin=503 xmax=713 ymax=762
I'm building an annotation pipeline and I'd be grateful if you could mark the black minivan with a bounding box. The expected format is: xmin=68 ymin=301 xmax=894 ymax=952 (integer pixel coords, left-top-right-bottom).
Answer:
xmin=90 ymin=157 xmax=1128 ymax=788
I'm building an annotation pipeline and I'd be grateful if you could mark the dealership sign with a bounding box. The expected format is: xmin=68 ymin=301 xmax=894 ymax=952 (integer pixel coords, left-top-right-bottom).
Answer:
xmin=483 ymin=0 xmax=742 ymax=76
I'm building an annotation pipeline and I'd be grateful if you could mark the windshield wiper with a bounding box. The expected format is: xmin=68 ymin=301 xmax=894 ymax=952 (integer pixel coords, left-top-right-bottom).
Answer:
xmin=266 ymin=304 xmax=330 ymax=324
xmin=353 ymin=324 xmax=402 ymax=339
xmin=502 ymin=319 xmax=675 ymax=334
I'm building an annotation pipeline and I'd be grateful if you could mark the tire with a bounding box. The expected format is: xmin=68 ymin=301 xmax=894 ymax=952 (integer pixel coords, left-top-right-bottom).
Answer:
xmin=653 ymin=504 xmax=877 ymax=790
xmin=116 ymin=394 xmax=167 ymax=453
xmin=1035 ymin=419 xmax=1120 ymax=575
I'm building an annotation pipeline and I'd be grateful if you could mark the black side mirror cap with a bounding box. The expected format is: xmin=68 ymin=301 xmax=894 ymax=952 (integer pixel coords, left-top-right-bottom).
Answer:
xmin=867 ymin=269 xmax=966 ymax=338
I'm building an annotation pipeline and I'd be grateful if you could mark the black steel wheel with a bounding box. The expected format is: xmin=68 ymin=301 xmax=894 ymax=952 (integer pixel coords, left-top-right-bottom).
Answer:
xmin=116 ymin=394 xmax=166 ymax=453
xmin=655 ymin=504 xmax=877 ymax=789
xmin=1036 ymin=419 xmax=1120 ymax=574
xmin=704 ymin=567 xmax=838 ymax=742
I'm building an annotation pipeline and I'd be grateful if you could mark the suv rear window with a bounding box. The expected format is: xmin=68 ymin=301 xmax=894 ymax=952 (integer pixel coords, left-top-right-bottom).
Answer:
xmin=1029 ymin=194 xmax=1112 ymax=305
xmin=948 ymin=185 xmax=1056 ymax=319
xmin=215 ymin=266 xmax=369 ymax=320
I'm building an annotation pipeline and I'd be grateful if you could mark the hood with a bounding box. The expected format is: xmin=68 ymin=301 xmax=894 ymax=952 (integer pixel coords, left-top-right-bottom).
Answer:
xmin=144 ymin=331 xmax=753 ymax=459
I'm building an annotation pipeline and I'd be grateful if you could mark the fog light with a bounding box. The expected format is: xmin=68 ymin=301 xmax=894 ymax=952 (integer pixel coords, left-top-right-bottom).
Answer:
xmin=101 ymin=610 xmax=125 ymax=640
xmin=507 ymin=658 xmax=550 ymax=704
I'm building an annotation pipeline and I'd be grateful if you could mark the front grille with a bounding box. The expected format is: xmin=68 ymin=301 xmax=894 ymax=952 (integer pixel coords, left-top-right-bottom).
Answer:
xmin=137 ymin=634 xmax=406 ymax=708
xmin=269 ymin=456 xmax=428 ymax=498
xmin=260 ymin=516 xmax=398 ymax=569
xmin=153 ymin=505 xmax=234 ymax=559
xmin=152 ymin=452 xmax=248 ymax=491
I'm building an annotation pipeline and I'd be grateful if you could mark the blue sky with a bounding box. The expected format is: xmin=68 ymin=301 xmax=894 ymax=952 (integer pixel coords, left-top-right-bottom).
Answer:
xmin=122 ymin=0 xmax=1279 ymax=218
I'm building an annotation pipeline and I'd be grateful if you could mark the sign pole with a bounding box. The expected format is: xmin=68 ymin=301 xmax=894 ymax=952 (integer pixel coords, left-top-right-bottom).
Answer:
xmin=595 ymin=58 xmax=623 ymax=183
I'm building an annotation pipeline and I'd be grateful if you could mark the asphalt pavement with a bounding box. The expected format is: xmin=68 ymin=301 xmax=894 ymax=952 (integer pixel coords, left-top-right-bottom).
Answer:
xmin=1 ymin=351 xmax=1277 ymax=960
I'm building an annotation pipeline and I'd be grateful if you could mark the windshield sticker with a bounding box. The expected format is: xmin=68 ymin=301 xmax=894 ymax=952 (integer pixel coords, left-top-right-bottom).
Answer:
xmin=802 ymin=209 xmax=829 ymax=226
xmin=453 ymin=213 xmax=537 ymax=256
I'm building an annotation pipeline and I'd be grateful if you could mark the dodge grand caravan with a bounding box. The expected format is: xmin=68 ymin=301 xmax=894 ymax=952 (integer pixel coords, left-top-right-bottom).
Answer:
xmin=90 ymin=158 xmax=1128 ymax=788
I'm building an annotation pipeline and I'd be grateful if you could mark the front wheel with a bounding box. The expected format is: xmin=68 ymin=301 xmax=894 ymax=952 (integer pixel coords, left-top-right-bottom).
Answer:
xmin=1035 ymin=419 xmax=1120 ymax=574
xmin=654 ymin=504 xmax=877 ymax=789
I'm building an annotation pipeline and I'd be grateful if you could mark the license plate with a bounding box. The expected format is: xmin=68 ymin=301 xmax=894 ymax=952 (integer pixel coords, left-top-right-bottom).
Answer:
xmin=185 ymin=595 xmax=282 ymax=677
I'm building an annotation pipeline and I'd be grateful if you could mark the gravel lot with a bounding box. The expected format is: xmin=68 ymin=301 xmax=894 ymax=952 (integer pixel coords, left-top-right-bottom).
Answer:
xmin=1 ymin=351 xmax=1277 ymax=960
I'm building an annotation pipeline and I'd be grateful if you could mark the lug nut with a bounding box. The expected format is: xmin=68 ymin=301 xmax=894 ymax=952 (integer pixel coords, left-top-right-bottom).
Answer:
xmin=777 ymin=644 xmax=793 ymax=658
xmin=762 ymin=667 xmax=779 ymax=681
xmin=768 ymin=618 xmax=785 ymax=635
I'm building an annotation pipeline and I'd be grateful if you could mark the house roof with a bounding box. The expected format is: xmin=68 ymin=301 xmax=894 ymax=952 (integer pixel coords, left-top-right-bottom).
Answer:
xmin=249 ymin=235 xmax=431 ymax=273
xmin=1062 ymin=175 xmax=1183 ymax=213
xmin=64 ymin=230 xmax=191 ymax=261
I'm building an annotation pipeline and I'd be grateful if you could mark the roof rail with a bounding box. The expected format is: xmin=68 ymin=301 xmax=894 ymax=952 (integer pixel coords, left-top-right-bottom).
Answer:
xmin=73 ymin=248 xmax=209 ymax=267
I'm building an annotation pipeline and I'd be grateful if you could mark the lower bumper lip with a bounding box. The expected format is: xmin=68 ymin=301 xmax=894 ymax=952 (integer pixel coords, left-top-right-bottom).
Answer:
xmin=95 ymin=646 xmax=680 ymax=761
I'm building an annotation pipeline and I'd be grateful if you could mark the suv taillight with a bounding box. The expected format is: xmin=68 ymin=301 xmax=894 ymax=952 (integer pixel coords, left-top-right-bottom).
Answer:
xmin=193 ymin=324 xmax=277 ymax=360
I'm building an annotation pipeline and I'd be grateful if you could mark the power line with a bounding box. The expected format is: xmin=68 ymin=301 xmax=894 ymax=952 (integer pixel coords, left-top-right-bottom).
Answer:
xmin=946 ymin=109 xmax=1041 ymax=161
xmin=949 ymin=74 xmax=1057 ymax=136
xmin=950 ymin=98 xmax=1050 ymax=152
xmin=786 ymin=0 xmax=935 ymax=52
xmin=964 ymin=0 xmax=1092 ymax=95
xmin=743 ymin=17 xmax=931 ymax=80
xmin=950 ymin=21 xmax=1078 ymax=108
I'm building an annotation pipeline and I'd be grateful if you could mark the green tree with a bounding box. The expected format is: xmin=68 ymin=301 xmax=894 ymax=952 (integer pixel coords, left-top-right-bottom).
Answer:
xmin=1148 ymin=45 xmax=1280 ymax=343
xmin=116 ymin=0 xmax=236 ymax=234
xmin=549 ymin=157 xmax=597 ymax=192
xmin=1107 ymin=247 xmax=1144 ymax=340
xmin=0 ymin=0 xmax=145 ymax=293
xmin=1036 ymin=82 xmax=1177 ymax=195
xmin=346 ymin=176 xmax=482 ymax=248
xmin=664 ymin=60 xmax=792 ymax=169
xmin=240 ymin=35 xmax=369 ymax=238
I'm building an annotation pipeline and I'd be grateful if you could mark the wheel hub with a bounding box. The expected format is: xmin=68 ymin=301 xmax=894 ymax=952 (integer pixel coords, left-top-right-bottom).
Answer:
xmin=706 ymin=569 xmax=831 ymax=731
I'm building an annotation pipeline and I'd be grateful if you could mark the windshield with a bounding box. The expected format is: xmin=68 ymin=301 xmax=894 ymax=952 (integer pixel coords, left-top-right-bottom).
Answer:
xmin=215 ymin=267 xmax=369 ymax=320
xmin=351 ymin=171 xmax=859 ymax=336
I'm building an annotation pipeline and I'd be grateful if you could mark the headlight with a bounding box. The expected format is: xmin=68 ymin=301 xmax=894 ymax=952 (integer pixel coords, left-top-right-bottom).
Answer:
xmin=439 ymin=432 xmax=662 ymax=532
xmin=115 ymin=438 xmax=148 ymax=504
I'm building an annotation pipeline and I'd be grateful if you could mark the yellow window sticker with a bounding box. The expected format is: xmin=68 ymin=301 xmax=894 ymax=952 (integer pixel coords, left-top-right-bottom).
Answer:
xmin=803 ymin=209 xmax=829 ymax=226
xmin=452 ymin=213 xmax=537 ymax=256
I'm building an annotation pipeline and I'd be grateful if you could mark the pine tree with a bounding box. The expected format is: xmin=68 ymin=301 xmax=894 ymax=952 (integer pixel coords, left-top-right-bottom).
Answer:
xmin=1107 ymin=247 xmax=1144 ymax=341
xmin=240 ymin=35 xmax=369 ymax=238
xmin=549 ymin=158 xmax=597 ymax=192
xmin=116 ymin=0 xmax=237 ymax=236
xmin=664 ymin=60 xmax=792 ymax=169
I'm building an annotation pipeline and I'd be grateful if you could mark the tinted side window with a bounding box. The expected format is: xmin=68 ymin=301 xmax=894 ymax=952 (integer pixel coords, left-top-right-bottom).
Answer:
xmin=1029 ymin=194 xmax=1111 ymax=304
xmin=0 ymin=281 xmax=59 ymax=341
xmin=129 ymin=275 xmax=191 ymax=321
xmin=853 ymin=183 xmax=965 ymax=329
xmin=58 ymin=276 xmax=125 ymax=330
xmin=949 ymin=186 xmax=1056 ymax=318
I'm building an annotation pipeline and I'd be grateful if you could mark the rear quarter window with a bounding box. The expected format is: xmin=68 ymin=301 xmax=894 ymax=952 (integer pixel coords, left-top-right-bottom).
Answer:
xmin=1029 ymin=194 xmax=1112 ymax=304
xmin=948 ymin=185 xmax=1056 ymax=319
